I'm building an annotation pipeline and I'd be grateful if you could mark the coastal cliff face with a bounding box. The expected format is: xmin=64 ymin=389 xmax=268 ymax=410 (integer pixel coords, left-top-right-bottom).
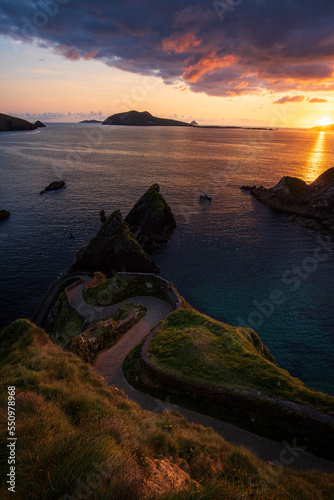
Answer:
xmin=70 ymin=210 xmax=159 ymax=274
xmin=0 ymin=113 xmax=37 ymax=132
xmin=125 ymin=183 xmax=177 ymax=252
xmin=250 ymin=168 xmax=334 ymax=228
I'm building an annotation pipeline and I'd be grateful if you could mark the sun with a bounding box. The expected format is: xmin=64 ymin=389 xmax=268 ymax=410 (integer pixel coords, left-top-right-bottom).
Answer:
xmin=317 ymin=116 xmax=332 ymax=126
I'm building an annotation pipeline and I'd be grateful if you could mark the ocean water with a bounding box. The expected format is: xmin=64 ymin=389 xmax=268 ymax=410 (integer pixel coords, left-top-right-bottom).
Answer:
xmin=0 ymin=124 xmax=334 ymax=395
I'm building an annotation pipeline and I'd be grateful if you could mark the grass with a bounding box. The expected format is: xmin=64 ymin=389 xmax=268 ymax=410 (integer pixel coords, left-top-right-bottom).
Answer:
xmin=46 ymin=291 xmax=84 ymax=346
xmin=1 ymin=319 xmax=334 ymax=499
xmin=82 ymin=274 xmax=165 ymax=307
xmin=67 ymin=302 xmax=147 ymax=363
xmin=148 ymin=308 xmax=334 ymax=414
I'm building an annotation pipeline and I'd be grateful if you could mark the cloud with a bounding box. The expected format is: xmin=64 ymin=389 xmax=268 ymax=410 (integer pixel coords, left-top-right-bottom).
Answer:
xmin=1 ymin=1 xmax=334 ymax=97
xmin=273 ymin=95 xmax=305 ymax=104
xmin=308 ymin=97 xmax=328 ymax=103
xmin=21 ymin=111 xmax=105 ymax=121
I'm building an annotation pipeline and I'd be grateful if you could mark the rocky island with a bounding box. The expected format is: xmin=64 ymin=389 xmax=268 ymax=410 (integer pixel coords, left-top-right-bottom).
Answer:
xmin=103 ymin=110 xmax=192 ymax=127
xmin=40 ymin=180 xmax=66 ymax=194
xmin=0 ymin=210 xmax=10 ymax=221
xmin=245 ymin=167 xmax=334 ymax=232
xmin=0 ymin=113 xmax=41 ymax=132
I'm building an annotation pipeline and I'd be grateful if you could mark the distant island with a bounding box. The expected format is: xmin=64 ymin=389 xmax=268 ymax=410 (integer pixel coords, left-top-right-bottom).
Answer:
xmin=102 ymin=110 xmax=191 ymax=127
xmin=79 ymin=119 xmax=103 ymax=123
xmin=311 ymin=123 xmax=334 ymax=131
xmin=0 ymin=113 xmax=45 ymax=132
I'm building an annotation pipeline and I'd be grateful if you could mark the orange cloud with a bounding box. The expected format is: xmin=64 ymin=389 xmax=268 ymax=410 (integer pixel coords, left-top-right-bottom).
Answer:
xmin=182 ymin=52 xmax=237 ymax=83
xmin=54 ymin=45 xmax=97 ymax=61
xmin=162 ymin=32 xmax=201 ymax=53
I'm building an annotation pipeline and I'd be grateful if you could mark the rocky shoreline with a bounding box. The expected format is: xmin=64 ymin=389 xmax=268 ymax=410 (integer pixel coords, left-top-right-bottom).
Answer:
xmin=243 ymin=167 xmax=334 ymax=233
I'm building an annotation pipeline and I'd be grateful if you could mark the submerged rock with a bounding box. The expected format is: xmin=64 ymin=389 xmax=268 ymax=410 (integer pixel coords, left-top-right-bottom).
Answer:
xmin=70 ymin=210 xmax=159 ymax=275
xmin=125 ymin=183 xmax=177 ymax=252
xmin=248 ymin=168 xmax=334 ymax=231
xmin=40 ymin=180 xmax=66 ymax=194
xmin=0 ymin=210 xmax=10 ymax=221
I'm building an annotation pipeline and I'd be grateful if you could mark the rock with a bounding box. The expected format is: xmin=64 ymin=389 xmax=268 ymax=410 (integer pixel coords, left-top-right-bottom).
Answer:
xmin=34 ymin=120 xmax=46 ymax=128
xmin=70 ymin=210 xmax=160 ymax=275
xmin=240 ymin=185 xmax=256 ymax=191
xmin=0 ymin=113 xmax=37 ymax=132
xmin=40 ymin=181 xmax=66 ymax=194
xmin=125 ymin=183 xmax=177 ymax=252
xmin=99 ymin=209 xmax=107 ymax=223
xmin=248 ymin=168 xmax=334 ymax=233
xmin=0 ymin=210 xmax=10 ymax=221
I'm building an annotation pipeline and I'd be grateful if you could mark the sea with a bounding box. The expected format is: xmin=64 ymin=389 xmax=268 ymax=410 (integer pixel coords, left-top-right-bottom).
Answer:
xmin=1 ymin=123 xmax=334 ymax=395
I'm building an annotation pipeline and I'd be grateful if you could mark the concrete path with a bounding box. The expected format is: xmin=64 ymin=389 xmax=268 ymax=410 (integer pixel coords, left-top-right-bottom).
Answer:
xmin=56 ymin=276 xmax=334 ymax=473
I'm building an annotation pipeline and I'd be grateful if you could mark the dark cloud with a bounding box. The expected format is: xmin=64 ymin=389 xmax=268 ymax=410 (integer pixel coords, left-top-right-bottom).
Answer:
xmin=1 ymin=0 xmax=334 ymax=96
xmin=308 ymin=97 xmax=328 ymax=103
xmin=273 ymin=95 xmax=305 ymax=104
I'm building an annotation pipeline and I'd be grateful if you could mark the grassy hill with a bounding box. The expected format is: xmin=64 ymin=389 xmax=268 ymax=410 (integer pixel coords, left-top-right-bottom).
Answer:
xmin=147 ymin=308 xmax=334 ymax=412
xmin=103 ymin=110 xmax=191 ymax=127
xmin=1 ymin=319 xmax=334 ymax=498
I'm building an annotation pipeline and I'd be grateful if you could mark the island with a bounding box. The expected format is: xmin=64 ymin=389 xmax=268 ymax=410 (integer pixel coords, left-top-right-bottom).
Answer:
xmin=40 ymin=180 xmax=66 ymax=194
xmin=0 ymin=113 xmax=39 ymax=132
xmin=311 ymin=123 xmax=334 ymax=131
xmin=79 ymin=119 xmax=103 ymax=123
xmin=103 ymin=110 xmax=192 ymax=127
xmin=244 ymin=167 xmax=334 ymax=232
xmin=34 ymin=120 xmax=46 ymax=128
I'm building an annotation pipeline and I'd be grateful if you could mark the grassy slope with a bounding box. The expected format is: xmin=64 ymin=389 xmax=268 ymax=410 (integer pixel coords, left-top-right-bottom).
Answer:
xmin=148 ymin=308 xmax=334 ymax=413
xmin=82 ymin=274 xmax=164 ymax=307
xmin=1 ymin=320 xmax=333 ymax=499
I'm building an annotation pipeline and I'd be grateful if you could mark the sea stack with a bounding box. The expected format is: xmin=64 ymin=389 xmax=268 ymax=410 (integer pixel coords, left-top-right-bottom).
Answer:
xmin=125 ymin=183 xmax=177 ymax=252
xmin=70 ymin=210 xmax=160 ymax=275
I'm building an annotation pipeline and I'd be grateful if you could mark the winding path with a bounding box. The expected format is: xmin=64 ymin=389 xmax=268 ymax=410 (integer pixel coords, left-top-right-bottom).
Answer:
xmin=92 ymin=300 xmax=334 ymax=474
xmin=47 ymin=276 xmax=334 ymax=473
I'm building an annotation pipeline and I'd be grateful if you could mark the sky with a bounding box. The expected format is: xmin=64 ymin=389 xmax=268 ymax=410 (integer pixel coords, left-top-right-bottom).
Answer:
xmin=0 ymin=0 xmax=334 ymax=127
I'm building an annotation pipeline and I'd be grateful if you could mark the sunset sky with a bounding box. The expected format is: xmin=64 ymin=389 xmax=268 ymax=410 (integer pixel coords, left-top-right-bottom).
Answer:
xmin=1 ymin=0 xmax=334 ymax=127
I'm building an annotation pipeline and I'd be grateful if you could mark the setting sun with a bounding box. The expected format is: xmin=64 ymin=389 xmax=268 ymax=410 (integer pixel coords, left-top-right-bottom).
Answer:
xmin=317 ymin=116 xmax=332 ymax=126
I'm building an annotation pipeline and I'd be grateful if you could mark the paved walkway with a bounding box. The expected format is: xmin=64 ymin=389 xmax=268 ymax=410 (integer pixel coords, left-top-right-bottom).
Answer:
xmin=61 ymin=276 xmax=334 ymax=473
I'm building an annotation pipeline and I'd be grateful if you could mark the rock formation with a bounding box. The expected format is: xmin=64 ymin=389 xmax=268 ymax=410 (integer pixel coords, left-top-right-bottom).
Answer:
xmin=248 ymin=168 xmax=334 ymax=231
xmin=70 ymin=210 xmax=160 ymax=275
xmin=34 ymin=120 xmax=46 ymax=128
xmin=125 ymin=183 xmax=177 ymax=252
xmin=40 ymin=180 xmax=66 ymax=194
xmin=0 ymin=113 xmax=37 ymax=132
xmin=0 ymin=210 xmax=10 ymax=221
xmin=103 ymin=110 xmax=191 ymax=127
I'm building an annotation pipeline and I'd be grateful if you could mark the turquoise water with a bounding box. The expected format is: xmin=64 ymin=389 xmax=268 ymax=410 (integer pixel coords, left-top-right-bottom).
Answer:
xmin=0 ymin=124 xmax=334 ymax=394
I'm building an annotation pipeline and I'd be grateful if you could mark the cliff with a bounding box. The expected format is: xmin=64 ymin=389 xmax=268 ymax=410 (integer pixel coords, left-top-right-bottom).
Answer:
xmin=1 ymin=318 xmax=333 ymax=498
xmin=249 ymin=168 xmax=334 ymax=229
xmin=0 ymin=113 xmax=37 ymax=132
xmin=70 ymin=210 xmax=159 ymax=274
xmin=103 ymin=110 xmax=191 ymax=127
xmin=125 ymin=183 xmax=177 ymax=252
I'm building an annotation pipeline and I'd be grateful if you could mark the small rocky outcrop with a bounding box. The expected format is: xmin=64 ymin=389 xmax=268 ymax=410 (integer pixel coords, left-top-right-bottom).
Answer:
xmin=125 ymin=184 xmax=177 ymax=252
xmin=247 ymin=168 xmax=334 ymax=230
xmin=34 ymin=120 xmax=46 ymax=128
xmin=40 ymin=180 xmax=66 ymax=194
xmin=99 ymin=209 xmax=107 ymax=223
xmin=0 ymin=210 xmax=10 ymax=221
xmin=70 ymin=210 xmax=159 ymax=275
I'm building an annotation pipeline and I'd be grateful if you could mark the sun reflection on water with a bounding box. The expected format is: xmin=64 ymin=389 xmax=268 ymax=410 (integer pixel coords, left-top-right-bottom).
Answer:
xmin=305 ymin=131 xmax=326 ymax=183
